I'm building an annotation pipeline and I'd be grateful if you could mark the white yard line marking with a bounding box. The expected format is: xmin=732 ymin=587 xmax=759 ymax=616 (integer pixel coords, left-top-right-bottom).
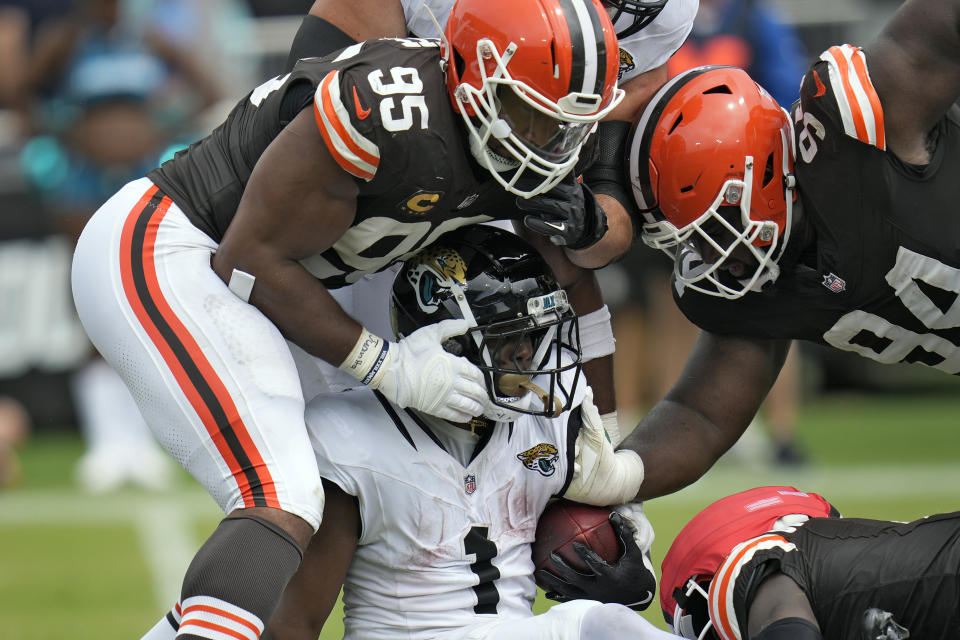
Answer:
xmin=135 ymin=500 xmax=201 ymax=609
xmin=2 ymin=463 xmax=957 ymax=611
xmin=2 ymin=463 xmax=958 ymax=521
xmin=650 ymin=463 xmax=960 ymax=505
xmin=0 ymin=490 xmax=218 ymax=524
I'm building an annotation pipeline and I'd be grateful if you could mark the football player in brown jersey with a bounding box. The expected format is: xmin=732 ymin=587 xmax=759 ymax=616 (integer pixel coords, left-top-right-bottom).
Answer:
xmin=73 ymin=1 xmax=625 ymax=639
xmin=598 ymin=0 xmax=960 ymax=501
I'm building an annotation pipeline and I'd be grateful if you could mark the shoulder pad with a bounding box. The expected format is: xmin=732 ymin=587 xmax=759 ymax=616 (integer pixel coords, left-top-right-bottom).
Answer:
xmin=313 ymin=69 xmax=381 ymax=180
xmin=812 ymin=44 xmax=886 ymax=149
xmin=617 ymin=0 xmax=697 ymax=76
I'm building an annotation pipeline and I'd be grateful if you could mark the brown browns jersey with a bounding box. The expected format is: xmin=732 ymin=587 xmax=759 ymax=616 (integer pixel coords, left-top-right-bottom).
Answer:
xmin=708 ymin=512 xmax=960 ymax=640
xmin=150 ymin=38 xmax=517 ymax=289
xmin=673 ymin=44 xmax=960 ymax=374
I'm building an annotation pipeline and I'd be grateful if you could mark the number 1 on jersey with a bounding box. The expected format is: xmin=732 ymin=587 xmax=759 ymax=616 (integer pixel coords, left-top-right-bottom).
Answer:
xmin=464 ymin=525 xmax=501 ymax=614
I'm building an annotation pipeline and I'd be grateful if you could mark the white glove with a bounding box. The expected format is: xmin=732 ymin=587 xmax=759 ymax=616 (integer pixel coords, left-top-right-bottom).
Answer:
xmin=612 ymin=502 xmax=655 ymax=556
xmin=564 ymin=387 xmax=644 ymax=505
xmin=340 ymin=320 xmax=487 ymax=423
xmin=613 ymin=501 xmax=658 ymax=601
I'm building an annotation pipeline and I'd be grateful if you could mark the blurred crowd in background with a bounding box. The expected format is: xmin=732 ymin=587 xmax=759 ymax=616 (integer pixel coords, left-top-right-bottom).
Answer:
xmin=0 ymin=0 xmax=951 ymax=493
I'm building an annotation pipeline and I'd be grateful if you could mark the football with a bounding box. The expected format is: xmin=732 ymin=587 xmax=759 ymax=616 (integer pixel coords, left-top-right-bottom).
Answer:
xmin=532 ymin=500 xmax=620 ymax=582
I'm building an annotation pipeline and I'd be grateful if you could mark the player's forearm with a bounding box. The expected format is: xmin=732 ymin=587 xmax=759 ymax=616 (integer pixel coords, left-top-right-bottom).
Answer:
xmin=213 ymin=246 xmax=363 ymax=366
xmin=618 ymin=399 xmax=737 ymax=500
xmin=552 ymin=266 xmax=617 ymax=415
xmin=305 ymin=0 xmax=406 ymax=42
xmin=563 ymin=195 xmax=633 ymax=269
xmin=604 ymin=64 xmax=669 ymax=122
xmin=581 ymin=355 xmax=616 ymax=416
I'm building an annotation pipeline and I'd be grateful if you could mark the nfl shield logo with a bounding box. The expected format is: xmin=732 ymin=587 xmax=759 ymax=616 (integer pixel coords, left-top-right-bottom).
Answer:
xmin=822 ymin=273 xmax=846 ymax=293
xmin=464 ymin=474 xmax=476 ymax=495
xmin=456 ymin=193 xmax=479 ymax=209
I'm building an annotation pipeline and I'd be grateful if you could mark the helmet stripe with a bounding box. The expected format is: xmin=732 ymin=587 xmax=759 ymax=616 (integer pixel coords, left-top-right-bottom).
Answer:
xmin=708 ymin=534 xmax=795 ymax=640
xmin=556 ymin=0 xmax=606 ymax=97
xmin=630 ymin=65 xmax=730 ymax=212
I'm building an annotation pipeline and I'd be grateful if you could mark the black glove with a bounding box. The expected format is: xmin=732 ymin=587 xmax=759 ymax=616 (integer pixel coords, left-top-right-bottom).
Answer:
xmin=534 ymin=512 xmax=657 ymax=610
xmin=516 ymin=174 xmax=608 ymax=250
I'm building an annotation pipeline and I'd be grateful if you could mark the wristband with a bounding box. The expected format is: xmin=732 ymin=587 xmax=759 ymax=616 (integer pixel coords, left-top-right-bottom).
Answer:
xmin=338 ymin=327 xmax=390 ymax=387
xmin=578 ymin=305 xmax=616 ymax=362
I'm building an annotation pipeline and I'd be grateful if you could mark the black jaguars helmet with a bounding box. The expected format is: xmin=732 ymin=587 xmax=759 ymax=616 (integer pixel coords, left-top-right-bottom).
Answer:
xmin=390 ymin=225 xmax=581 ymax=422
xmin=604 ymin=0 xmax=668 ymax=38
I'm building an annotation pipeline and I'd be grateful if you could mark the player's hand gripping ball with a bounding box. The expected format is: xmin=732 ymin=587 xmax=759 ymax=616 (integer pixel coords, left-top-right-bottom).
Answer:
xmin=532 ymin=500 xmax=619 ymax=576
xmin=532 ymin=499 xmax=657 ymax=610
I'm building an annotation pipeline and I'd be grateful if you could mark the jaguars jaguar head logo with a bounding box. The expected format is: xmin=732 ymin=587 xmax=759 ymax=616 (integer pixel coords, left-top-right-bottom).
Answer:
xmin=517 ymin=443 xmax=559 ymax=477
xmin=404 ymin=245 xmax=468 ymax=314
xmin=618 ymin=47 xmax=636 ymax=80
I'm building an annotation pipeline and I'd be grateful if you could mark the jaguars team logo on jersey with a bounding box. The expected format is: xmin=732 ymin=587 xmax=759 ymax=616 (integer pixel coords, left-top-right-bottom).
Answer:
xmin=398 ymin=190 xmax=444 ymax=216
xmin=403 ymin=245 xmax=468 ymax=314
xmin=618 ymin=48 xmax=635 ymax=80
xmin=517 ymin=443 xmax=559 ymax=477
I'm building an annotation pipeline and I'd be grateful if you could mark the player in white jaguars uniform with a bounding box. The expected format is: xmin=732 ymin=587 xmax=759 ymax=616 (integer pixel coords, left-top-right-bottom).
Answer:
xmin=261 ymin=226 xmax=671 ymax=640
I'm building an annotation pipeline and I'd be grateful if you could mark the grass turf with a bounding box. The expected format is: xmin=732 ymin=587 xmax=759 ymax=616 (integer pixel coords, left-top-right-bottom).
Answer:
xmin=1 ymin=390 xmax=957 ymax=639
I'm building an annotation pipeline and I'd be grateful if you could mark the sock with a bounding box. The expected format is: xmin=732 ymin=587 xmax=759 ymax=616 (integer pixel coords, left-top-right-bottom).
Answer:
xmin=140 ymin=602 xmax=180 ymax=639
xmin=175 ymin=516 xmax=303 ymax=639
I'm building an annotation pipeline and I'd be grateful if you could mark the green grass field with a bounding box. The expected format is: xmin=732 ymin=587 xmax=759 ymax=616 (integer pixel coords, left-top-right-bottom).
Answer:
xmin=2 ymin=390 xmax=958 ymax=639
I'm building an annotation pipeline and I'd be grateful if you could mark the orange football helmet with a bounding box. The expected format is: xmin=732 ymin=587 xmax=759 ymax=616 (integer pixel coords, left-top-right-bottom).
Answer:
xmin=629 ymin=66 xmax=797 ymax=299
xmin=444 ymin=0 xmax=624 ymax=198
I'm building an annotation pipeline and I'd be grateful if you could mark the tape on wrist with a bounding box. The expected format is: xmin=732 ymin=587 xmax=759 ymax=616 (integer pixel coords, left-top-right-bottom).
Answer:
xmin=601 ymin=410 xmax=621 ymax=446
xmin=338 ymin=327 xmax=390 ymax=387
xmin=608 ymin=449 xmax=645 ymax=504
xmin=578 ymin=305 xmax=616 ymax=361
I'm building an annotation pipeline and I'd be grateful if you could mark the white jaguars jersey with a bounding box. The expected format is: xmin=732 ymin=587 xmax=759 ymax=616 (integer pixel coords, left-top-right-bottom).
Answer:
xmin=400 ymin=0 xmax=697 ymax=82
xmin=614 ymin=0 xmax=697 ymax=82
xmin=305 ymin=384 xmax=585 ymax=640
